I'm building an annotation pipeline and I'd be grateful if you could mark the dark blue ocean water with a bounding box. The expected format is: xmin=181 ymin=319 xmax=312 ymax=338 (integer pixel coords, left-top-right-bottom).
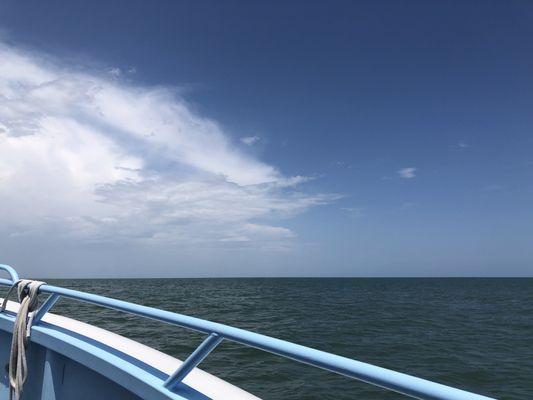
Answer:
xmin=47 ymin=278 xmax=532 ymax=399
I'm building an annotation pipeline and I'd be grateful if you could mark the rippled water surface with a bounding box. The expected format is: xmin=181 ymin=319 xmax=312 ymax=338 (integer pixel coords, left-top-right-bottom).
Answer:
xmin=44 ymin=278 xmax=532 ymax=399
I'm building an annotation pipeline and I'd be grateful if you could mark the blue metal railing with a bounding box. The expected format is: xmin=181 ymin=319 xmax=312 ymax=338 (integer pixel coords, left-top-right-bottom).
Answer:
xmin=0 ymin=264 xmax=19 ymax=283
xmin=0 ymin=265 xmax=495 ymax=400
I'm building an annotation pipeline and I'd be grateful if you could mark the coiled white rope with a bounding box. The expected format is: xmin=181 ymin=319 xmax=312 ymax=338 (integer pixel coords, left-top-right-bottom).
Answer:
xmin=1 ymin=279 xmax=46 ymax=400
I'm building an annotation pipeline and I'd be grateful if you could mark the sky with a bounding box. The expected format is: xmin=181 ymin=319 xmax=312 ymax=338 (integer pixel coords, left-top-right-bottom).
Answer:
xmin=0 ymin=1 xmax=532 ymax=277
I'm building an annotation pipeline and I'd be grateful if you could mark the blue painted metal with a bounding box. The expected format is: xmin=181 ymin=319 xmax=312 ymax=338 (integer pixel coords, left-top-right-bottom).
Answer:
xmin=33 ymin=294 xmax=61 ymax=324
xmin=41 ymin=348 xmax=63 ymax=400
xmin=164 ymin=333 xmax=223 ymax=388
xmin=0 ymin=266 xmax=496 ymax=400
xmin=0 ymin=264 xmax=19 ymax=283
xmin=0 ymin=314 xmax=186 ymax=400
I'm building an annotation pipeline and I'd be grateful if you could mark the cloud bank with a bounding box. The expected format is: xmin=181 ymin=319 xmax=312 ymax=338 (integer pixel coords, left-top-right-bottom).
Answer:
xmin=0 ymin=42 xmax=334 ymax=248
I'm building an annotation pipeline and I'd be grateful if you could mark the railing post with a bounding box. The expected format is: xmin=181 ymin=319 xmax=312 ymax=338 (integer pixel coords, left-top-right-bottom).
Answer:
xmin=32 ymin=294 xmax=61 ymax=324
xmin=164 ymin=332 xmax=223 ymax=389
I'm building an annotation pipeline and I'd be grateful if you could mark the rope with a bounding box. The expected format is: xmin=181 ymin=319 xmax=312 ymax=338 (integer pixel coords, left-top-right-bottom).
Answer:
xmin=1 ymin=279 xmax=46 ymax=400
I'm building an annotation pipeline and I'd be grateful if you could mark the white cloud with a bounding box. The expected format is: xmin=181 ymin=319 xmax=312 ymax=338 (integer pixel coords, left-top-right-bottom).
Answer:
xmin=451 ymin=141 xmax=469 ymax=151
xmin=398 ymin=167 xmax=416 ymax=179
xmin=240 ymin=135 xmax=260 ymax=146
xmin=0 ymin=42 xmax=336 ymax=248
xmin=108 ymin=67 xmax=122 ymax=77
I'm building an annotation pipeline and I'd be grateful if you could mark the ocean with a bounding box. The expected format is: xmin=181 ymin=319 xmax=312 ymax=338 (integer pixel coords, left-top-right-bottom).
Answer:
xmin=47 ymin=278 xmax=532 ymax=399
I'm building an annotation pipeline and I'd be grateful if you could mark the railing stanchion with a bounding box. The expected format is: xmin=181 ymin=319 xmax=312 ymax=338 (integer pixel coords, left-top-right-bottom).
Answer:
xmin=33 ymin=294 xmax=61 ymax=324
xmin=164 ymin=332 xmax=223 ymax=389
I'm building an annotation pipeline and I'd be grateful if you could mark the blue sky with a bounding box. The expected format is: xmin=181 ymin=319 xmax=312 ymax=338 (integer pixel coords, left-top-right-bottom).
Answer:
xmin=0 ymin=1 xmax=531 ymax=277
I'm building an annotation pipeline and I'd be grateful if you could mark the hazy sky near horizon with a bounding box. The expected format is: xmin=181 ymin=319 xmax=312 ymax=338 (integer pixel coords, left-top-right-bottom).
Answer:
xmin=0 ymin=1 xmax=532 ymax=277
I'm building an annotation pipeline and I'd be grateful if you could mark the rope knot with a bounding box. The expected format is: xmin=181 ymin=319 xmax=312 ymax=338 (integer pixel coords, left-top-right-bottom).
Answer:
xmin=1 ymin=279 xmax=46 ymax=400
xmin=16 ymin=280 xmax=43 ymax=313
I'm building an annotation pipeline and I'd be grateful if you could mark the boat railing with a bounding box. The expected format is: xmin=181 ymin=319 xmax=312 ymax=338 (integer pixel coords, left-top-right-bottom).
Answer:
xmin=0 ymin=265 xmax=495 ymax=400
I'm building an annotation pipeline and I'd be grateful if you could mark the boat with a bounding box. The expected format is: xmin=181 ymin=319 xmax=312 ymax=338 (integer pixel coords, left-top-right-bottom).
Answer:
xmin=0 ymin=264 xmax=494 ymax=400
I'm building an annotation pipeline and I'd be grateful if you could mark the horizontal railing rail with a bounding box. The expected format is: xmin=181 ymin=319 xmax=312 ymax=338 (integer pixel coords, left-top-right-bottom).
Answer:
xmin=0 ymin=265 xmax=495 ymax=400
